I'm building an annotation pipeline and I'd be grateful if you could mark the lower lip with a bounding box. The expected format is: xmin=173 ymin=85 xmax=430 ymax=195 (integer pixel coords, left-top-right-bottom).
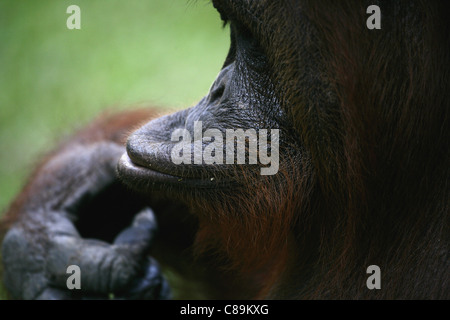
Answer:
xmin=117 ymin=153 xmax=226 ymax=190
xmin=118 ymin=153 xmax=184 ymax=183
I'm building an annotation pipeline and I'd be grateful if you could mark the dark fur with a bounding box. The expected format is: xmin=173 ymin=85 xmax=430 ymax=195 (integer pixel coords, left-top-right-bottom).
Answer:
xmin=1 ymin=0 xmax=449 ymax=299
xmin=0 ymin=109 xmax=157 ymax=234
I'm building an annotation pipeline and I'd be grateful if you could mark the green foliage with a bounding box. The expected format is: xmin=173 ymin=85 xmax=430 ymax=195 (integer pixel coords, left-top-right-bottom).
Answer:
xmin=0 ymin=0 xmax=229 ymax=211
xmin=0 ymin=0 xmax=229 ymax=299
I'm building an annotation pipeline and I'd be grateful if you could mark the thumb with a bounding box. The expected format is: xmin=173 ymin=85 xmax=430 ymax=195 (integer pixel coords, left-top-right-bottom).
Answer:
xmin=113 ymin=207 xmax=158 ymax=249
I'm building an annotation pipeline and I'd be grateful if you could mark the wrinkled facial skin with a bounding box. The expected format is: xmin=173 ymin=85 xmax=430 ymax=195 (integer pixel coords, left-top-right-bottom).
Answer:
xmin=117 ymin=0 xmax=330 ymax=195
xmin=118 ymin=27 xmax=284 ymax=191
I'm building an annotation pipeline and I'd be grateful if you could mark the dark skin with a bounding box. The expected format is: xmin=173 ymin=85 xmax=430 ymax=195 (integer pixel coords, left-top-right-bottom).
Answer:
xmin=1 ymin=0 xmax=449 ymax=299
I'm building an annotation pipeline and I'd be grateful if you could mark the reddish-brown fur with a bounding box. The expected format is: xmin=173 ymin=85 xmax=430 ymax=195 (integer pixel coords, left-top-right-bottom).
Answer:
xmin=0 ymin=109 xmax=157 ymax=234
xmin=184 ymin=0 xmax=449 ymax=298
xmin=1 ymin=0 xmax=449 ymax=299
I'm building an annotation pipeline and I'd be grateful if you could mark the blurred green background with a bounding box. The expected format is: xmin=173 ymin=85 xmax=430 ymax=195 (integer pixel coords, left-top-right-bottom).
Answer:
xmin=0 ymin=0 xmax=229 ymax=299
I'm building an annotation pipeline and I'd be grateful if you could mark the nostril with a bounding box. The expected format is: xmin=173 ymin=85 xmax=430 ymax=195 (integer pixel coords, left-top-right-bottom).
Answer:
xmin=210 ymin=85 xmax=225 ymax=102
xmin=207 ymin=62 xmax=234 ymax=103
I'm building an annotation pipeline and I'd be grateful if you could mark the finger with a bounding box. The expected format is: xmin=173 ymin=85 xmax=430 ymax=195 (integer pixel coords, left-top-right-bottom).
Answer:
xmin=36 ymin=287 xmax=112 ymax=300
xmin=1 ymin=227 xmax=59 ymax=300
xmin=115 ymin=257 xmax=172 ymax=300
xmin=45 ymin=235 xmax=144 ymax=294
xmin=113 ymin=207 xmax=158 ymax=248
xmin=26 ymin=142 xmax=125 ymax=214
xmin=35 ymin=288 xmax=74 ymax=300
